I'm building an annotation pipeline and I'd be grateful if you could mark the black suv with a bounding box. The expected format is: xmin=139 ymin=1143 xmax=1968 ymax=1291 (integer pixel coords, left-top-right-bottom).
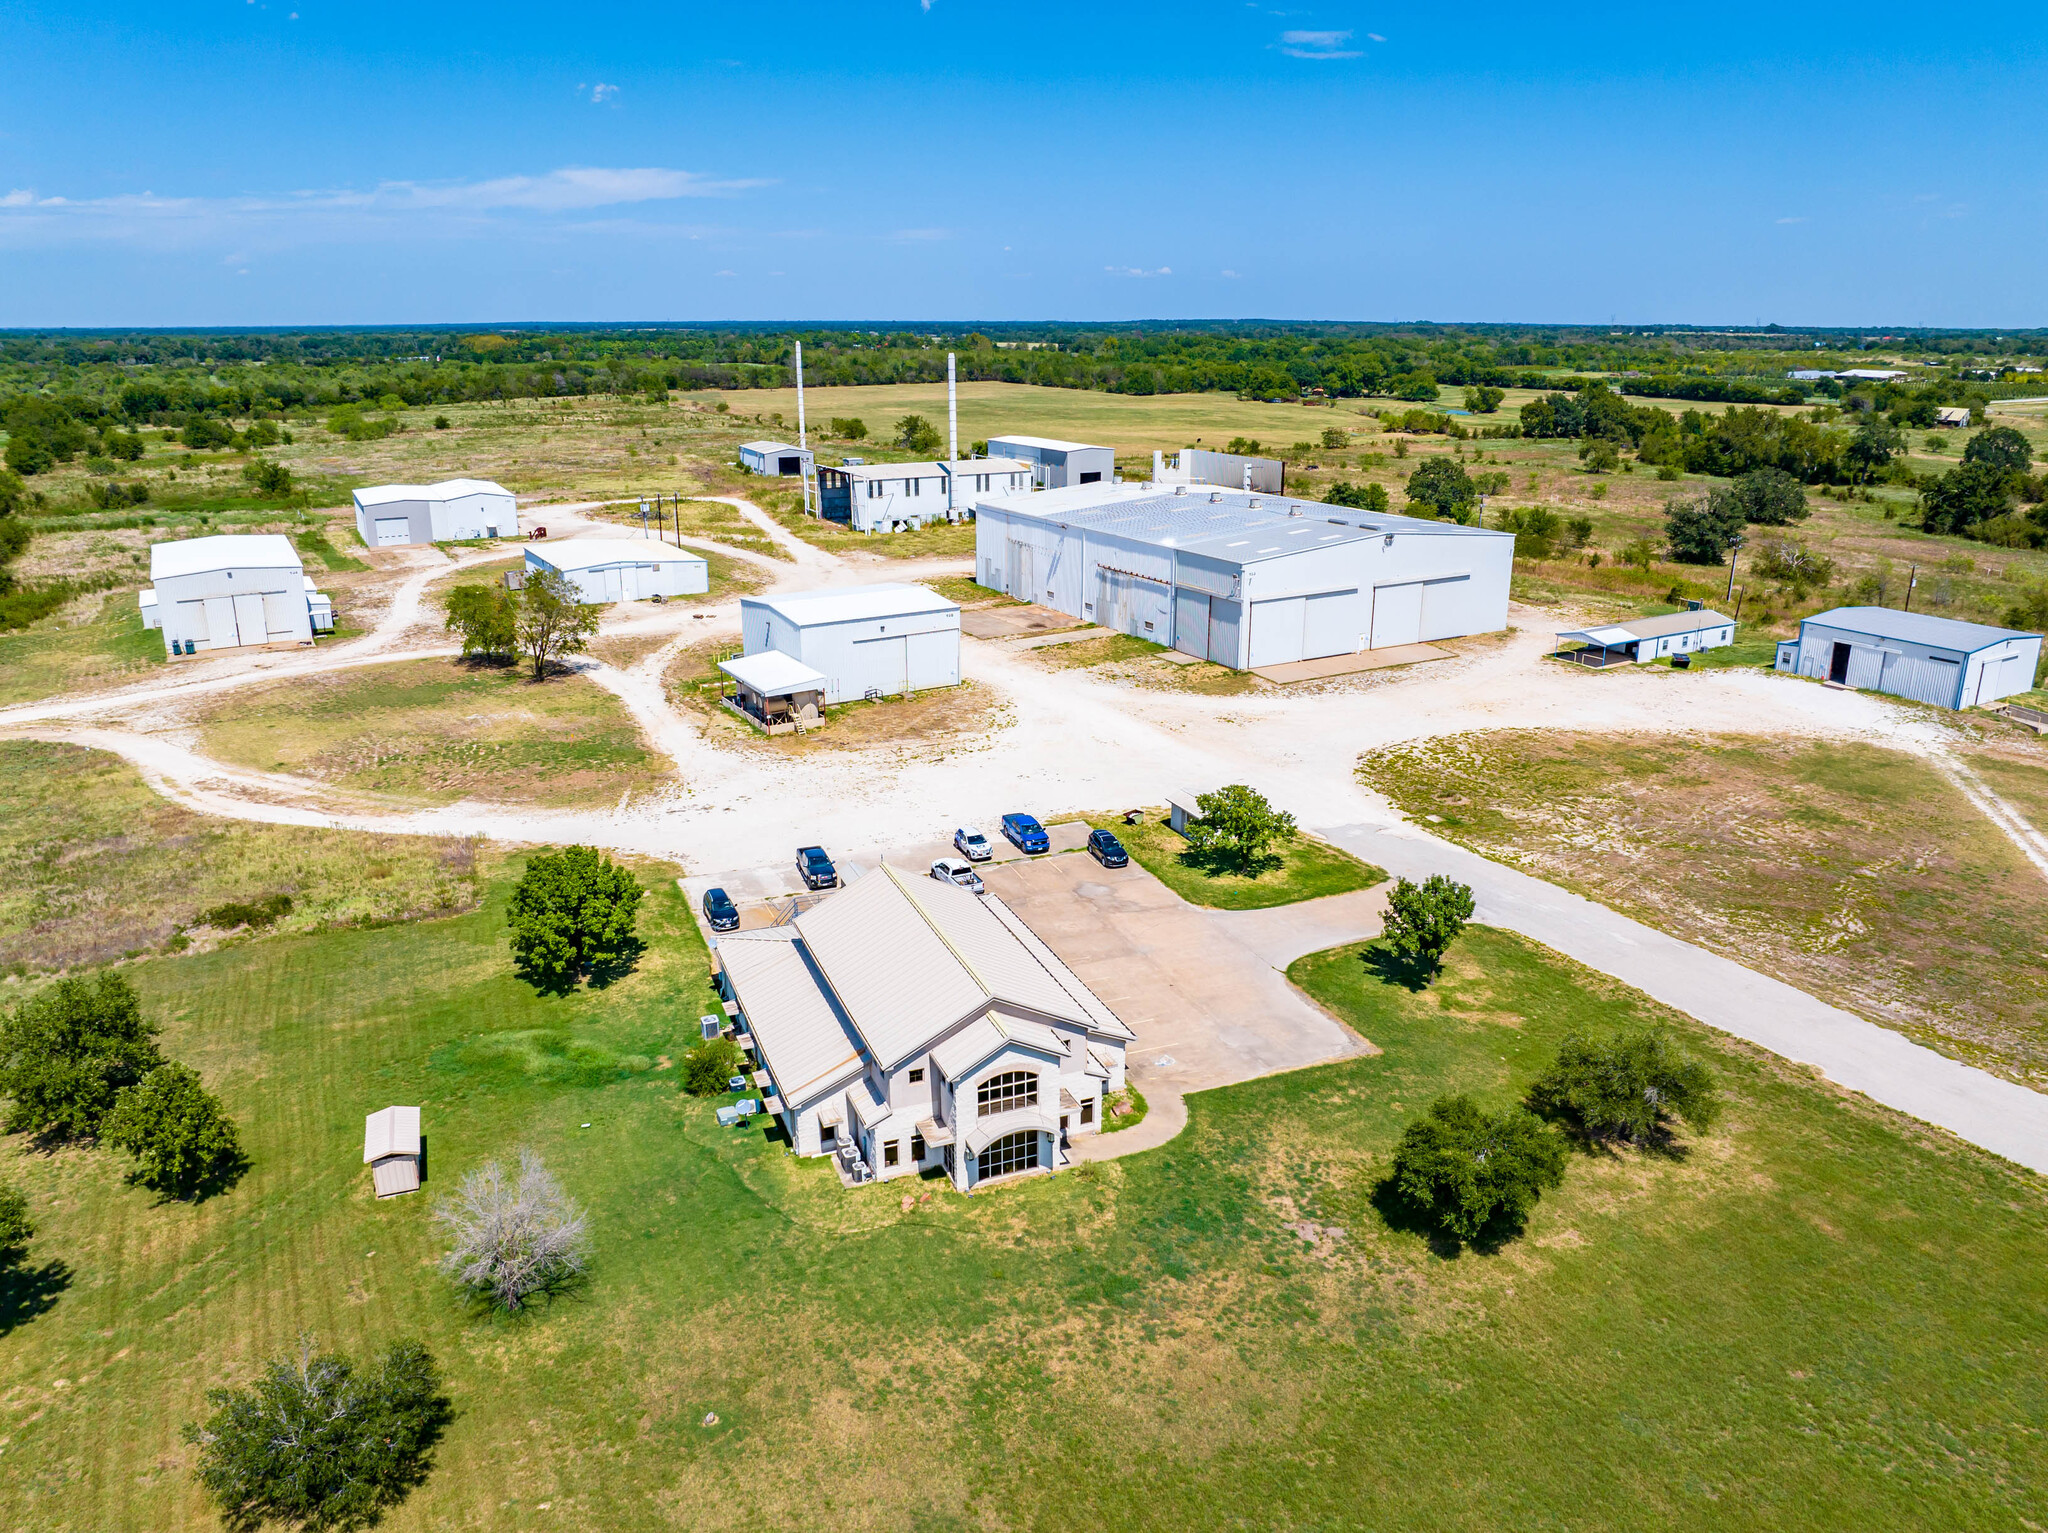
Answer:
xmin=702 ymin=887 xmax=740 ymax=932
xmin=797 ymin=846 xmax=839 ymax=890
xmin=1087 ymin=828 xmax=1129 ymax=868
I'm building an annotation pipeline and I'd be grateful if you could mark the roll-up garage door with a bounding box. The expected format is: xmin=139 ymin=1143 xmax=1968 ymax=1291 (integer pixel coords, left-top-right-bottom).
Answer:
xmin=374 ymin=517 xmax=410 ymax=546
xmin=1248 ymin=597 xmax=1305 ymax=668
xmin=1207 ymin=598 xmax=1242 ymax=667
xmin=1417 ymin=573 xmax=1473 ymax=643
xmin=1007 ymin=541 xmax=1035 ymax=603
xmin=1370 ymin=582 xmax=1425 ymax=648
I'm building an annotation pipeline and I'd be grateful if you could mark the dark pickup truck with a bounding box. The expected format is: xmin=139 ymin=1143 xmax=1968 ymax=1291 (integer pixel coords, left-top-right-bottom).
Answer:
xmin=796 ymin=846 xmax=839 ymax=890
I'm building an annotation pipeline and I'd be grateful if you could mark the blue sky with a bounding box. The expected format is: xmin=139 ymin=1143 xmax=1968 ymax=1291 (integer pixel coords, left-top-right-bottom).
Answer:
xmin=2 ymin=1 xmax=2043 ymax=327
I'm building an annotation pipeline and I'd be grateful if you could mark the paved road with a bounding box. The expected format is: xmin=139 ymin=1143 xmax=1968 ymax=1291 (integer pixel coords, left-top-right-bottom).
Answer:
xmin=1319 ymin=820 xmax=2048 ymax=1175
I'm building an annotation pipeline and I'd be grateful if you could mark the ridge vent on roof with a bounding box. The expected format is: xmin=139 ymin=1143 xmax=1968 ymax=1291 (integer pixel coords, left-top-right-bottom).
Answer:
xmin=886 ymin=863 xmax=995 ymax=999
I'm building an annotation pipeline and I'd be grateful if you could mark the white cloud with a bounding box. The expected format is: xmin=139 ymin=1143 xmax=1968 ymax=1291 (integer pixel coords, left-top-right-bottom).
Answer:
xmin=1278 ymin=29 xmax=1362 ymax=58
xmin=1367 ymin=32 xmax=1385 ymax=41
xmin=1220 ymin=269 xmax=1241 ymax=278
xmin=1776 ymin=216 xmax=1806 ymax=225
xmin=582 ymin=82 xmax=620 ymax=105
xmin=0 ymin=189 xmax=32 ymax=207
xmin=1106 ymin=265 xmax=1172 ymax=278
xmin=714 ymin=269 xmax=737 ymax=277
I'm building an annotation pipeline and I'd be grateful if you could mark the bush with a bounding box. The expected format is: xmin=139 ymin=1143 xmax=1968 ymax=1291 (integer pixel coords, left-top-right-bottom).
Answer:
xmin=433 ymin=414 xmax=451 ymax=430
xmin=1225 ymin=436 xmax=1262 ymax=456
xmin=1750 ymin=539 xmax=1836 ymax=597
xmin=241 ymin=458 xmax=294 ymax=498
xmin=186 ymin=1337 xmax=452 ymax=1530
xmin=0 ymin=971 xmax=162 ymax=1140
xmin=4 ymin=433 xmax=53 ymax=475
xmin=199 ymin=892 xmax=293 ymax=931
xmin=104 ymin=1062 xmax=245 ymax=1198
xmin=0 ymin=1181 xmax=32 ymax=1266
xmin=1378 ymin=874 xmax=1474 ymax=976
xmin=1325 ymin=480 xmax=1390 ymax=513
xmin=1388 ymin=1094 xmax=1566 ymax=1241
xmin=507 ymin=845 xmax=643 ymax=986
xmin=683 ymin=1036 xmax=746 ymax=1096
xmin=829 ymin=416 xmax=868 ymax=440
xmin=895 ymin=414 xmax=943 ymax=454
xmin=1320 ymin=426 xmax=1349 ymax=449
xmin=444 ymin=582 xmax=517 ymax=659
xmin=435 ymin=1149 xmax=590 ymax=1311
xmin=1578 ymin=439 xmax=1621 ymax=473
xmin=180 ymin=417 xmax=237 ymax=451
xmin=85 ymin=479 xmax=150 ymax=509
xmin=1463 ymin=384 xmax=1505 ymax=414
xmin=1527 ymin=1026 xmax=1719 ymax=1147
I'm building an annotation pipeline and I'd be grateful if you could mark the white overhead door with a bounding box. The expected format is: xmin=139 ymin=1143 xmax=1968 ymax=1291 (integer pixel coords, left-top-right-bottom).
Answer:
xmin=633 ymin=563 xmax=661 ymax=600
xmin=1370 ymin=582 xmax=1425 ymax=649
xmin=374 ymin=517 xmax=411 ymax=546
xmin=1007 ymin=541 xmax=1036 ymax=603
xmin=1301 ymin=590 xmax=1362 ymax=659
xmin=1207 ymin=598 xmax=1242 ymax=667
xmin=232 ymin=592 xmax=267 ymax=647
xmin=1248 ymin=597 xmax=1305 ymax=668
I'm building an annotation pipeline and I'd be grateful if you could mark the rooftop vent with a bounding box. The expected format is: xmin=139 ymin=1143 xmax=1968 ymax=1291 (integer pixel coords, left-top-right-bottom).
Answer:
xmin=1174 ymin=486 xmax=1187 ymax=496
xmin=1248 ymin=497 xmax=1262 ymax=510
xmin=1287 ymin=506 xmax=1303 ymax=517
xmin=1209 ymin=491 xmax=1223 ymax=503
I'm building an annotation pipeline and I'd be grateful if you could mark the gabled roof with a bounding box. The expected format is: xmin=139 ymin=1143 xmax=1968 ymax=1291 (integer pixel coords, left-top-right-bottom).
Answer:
xmin=716 ymin=928 xmax=866 ymax=1104
xmin=527 ymin=539 xmax=709 ymax=573
xmin=930 ymin=1013 xmax=1068 ymax=1082
xmin=150 ymin=533 xmax=303 ymax=581
xmin=1803 ymin=605 xmax=2040 ymax=650
xmin=352 ymin=478 xmax=510 ymax=506
xmin=1558 ymin=609 xmax=1733 ymax=646
xmin=742 ymin=582 xmax=959 ymax=627
xmin=363 ymin=1105 xmax=420 ymax=1162
xmin=740 ymin=439 xmax=806 ymax=455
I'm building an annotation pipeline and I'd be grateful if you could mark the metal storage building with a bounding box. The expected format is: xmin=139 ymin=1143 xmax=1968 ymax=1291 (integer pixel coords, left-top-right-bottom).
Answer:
xmin=352 ymin=479 xmax=517 ymax=546
xmin=972 ymin=483 xmax=1513 ymax=670
xmin=739 ymin=440 xmax=816 ymax=477
xmin=985 ymin=436 xmax=1116 ymax=489
xmin=738 ymin=583 xmax=961 ymax=703
xmin=144 ymin=534 xmax=334 ymax=657
xmin=814 ymin=458 xmax=1032 ymax=532
xmin=524 ymin=539 xmax=710 ymax=603
xmin=1773 ymin=607 xmax=2043 ymax=709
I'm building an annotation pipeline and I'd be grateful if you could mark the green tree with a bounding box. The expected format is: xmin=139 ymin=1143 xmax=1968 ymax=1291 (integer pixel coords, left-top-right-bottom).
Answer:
xmin=1844 ymin=416 xmax=1904 ymax=481
xmin=1388 ymin=1094 xmax=1567 ymax=1242
xmin=4 ymin=433 xmax=53 ymax=476
xmin=2003 ymin=582 xmax=2048 ymax=634
xmin=1394 ymin=371 xmax=1440 ymax=401
xmin=1664 ymin=494 xmax=1745 ymax=564
xmin=1618 ymin=537 xmax=1659 ymax=571
xmin=186 ymin=1337 xmax=452 ymax=1532
xmin=1578 ymin=439 xmax=1621 ymax=473
xmin=895 ymin=414 xmax=943 ymax=454
xmin=1379 ymin=874 xmax=1475 ymax=975
xmin=513 ymin=566 xmax=600 ymax=679
xmin=0 ymin=972 xmax=162 ymax=1140
xmin=0 ymin=1181 xmax=32 ymax=1267
xmin=0 ymin=466 xmax=28 ymax=515
xmin=1405 ymin=458 xmax=1479 ymax=522
xmin=1225 ymin=436 xmax=1263 ymax=456
xmin=1320 ymin=426 xmax=1349 ymax=449
xmin=1463 ymin=384 xmax=1505 ymax=414
xmin=104 ymin=1062 xmax=245 ymax=1199
xmin=180 ymin=417 xmax=236 ymax=451
xmin=683 ymin=1036 xmax=746 ymax=1096
xmin=1527 ymin=1026 xmax=1719 ymax=1147
xmin=1325 ymin=481 xmax=1390 ymax=513
xmin=507 ymin=845 xmax=644 ymax=986
xmin=1750 ymin=539 xmax=1836 ymax=597
xmin=1962 ymin=425 xmax=2032 ymax=474
xmin=240 ymin=458 xmax=294 ymax=498
xmin=829 ymin=416 xmax=868 ymax=440
xmin=1725 ymin=466 xmax=1809 ymax=525
xmin=1184 ymin=784 xmax=1297 ymax=876
xmin=1920 ymin=461 xmax=2017 ymax=537
xmin=444 ymin=582 xmax=517 ymax=659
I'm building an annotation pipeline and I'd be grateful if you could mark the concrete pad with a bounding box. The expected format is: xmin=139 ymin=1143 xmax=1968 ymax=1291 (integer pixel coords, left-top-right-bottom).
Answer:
xmin=1210 ymin=884 xmax=1390 ymax=970
xmin=1011 ymin=627 xmax=1111 ymax=650
xmin=1252 ymin=643 xmax=1450 ymax=684
xmin=961 ymin=603 xmax=1085 ymax=640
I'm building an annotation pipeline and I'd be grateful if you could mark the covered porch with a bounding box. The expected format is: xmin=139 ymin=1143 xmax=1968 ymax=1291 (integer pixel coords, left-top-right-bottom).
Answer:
xmin=718 ymin=651 xmax=828 ymax=735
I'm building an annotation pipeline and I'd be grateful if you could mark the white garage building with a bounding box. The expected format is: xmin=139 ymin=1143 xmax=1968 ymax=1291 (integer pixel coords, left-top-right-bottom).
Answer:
xmin=984 ymin=435 xmax=1116 ymax=489
xmin=525 ymin=539 xmax=709 ymax=603
xmin=1774 ymin=607 xmax=2043 ymax=709
xmin=143 ymin=534 xmax=333 ymax=656
xmin=352 ymin=479 xmax=517 ymax=546
xmin=738 ymin=583 xmax=960 ymax=703
xmin=739 ymin=440 xmax=816 ymax=478
xmin=972 ymin=483 xmax=1513 ymax=669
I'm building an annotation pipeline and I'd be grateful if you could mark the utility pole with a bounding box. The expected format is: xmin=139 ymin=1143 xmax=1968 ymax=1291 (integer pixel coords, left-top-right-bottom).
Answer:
xmin=1904 ymin=563 xmax=1918 ymax=612
xmin=1725 ymin=535 xmax=1744 ymax=606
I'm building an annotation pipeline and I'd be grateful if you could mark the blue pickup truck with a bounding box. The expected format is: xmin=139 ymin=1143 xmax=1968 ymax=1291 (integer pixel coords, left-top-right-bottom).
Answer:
xmin=1000 ymin=813 xmax=1050 ymax=855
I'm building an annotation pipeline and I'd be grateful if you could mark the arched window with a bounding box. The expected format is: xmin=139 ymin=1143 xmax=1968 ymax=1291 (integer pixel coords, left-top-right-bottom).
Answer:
xmin=977 ymin=1070 xmax=1037 ymax=1117
xmin=977 ymin=1129 xmax=1041 ymax=1182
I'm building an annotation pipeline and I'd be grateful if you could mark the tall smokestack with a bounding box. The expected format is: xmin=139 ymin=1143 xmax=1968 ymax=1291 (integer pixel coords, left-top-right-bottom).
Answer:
xmin=794 ymin=340 xmax=807 ymax=447
xmin=947 ymin=351 xmax=958 ymax=462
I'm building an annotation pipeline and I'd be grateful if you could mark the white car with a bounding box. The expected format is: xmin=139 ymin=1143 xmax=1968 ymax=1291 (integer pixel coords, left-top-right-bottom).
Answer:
xmin=930 ymin=857 xmax=985 ymax=893
xmin=953 ymin=827 xmax=992 ymax=862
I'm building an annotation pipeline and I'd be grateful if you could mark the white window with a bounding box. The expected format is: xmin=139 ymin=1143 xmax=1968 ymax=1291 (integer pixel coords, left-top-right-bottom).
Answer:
xmin=977 ymin=1070 xmax=1037 ymax=1118
xmin=977 ymin=1130 xmax=1040 ymax=1181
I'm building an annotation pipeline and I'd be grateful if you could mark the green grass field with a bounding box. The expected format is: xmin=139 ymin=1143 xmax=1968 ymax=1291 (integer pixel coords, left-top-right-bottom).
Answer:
xmin=0 ymin=589 xmax=164 ymax=705
xmin=1099 ymin=812 xmax=1386 ymax=909
xmin=5 ymin=904 xmax=2045 ymax=1530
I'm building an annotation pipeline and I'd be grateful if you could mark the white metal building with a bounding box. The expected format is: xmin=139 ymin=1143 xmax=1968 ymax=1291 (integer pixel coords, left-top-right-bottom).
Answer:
xmin=1774 ymin=607 xmax=2043 ymax=709
xmin=739 ymin=583 xmax=961 ymax=703
xmin=815 ymin=458 xmax=1034 ymax=532
xmin=739 ymin=440 xmax=816 ymax=477
xmin=352 ymin=479 xmax=517 ymax=546
xmin=1156 ymin=447 xmax=1286 ymax=494
xmin=716 ymin=862 xmax=1133 ymax=1192
xmin=972 ymin=483 xmax=1513 ymax=669
xmin=985 ymin=436 xmax=1116 ymax=489
xmin=524 ymin=539 xmax=709 ymax=603
xmin=1555 ymin=608 xmax=1735 ymax=666
xmin=144 ymin=534 xmax=333 ymax=656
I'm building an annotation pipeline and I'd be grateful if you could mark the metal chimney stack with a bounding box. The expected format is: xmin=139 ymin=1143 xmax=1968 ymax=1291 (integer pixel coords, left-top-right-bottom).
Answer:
xmin=794 ymin=340 xmax=807 ymax=447
xmin=947 ymin=351 xmax=958 ymax=462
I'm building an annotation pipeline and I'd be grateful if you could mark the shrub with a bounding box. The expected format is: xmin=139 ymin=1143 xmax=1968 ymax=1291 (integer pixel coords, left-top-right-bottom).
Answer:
xmin=1325 ymin=481 xmax=1390 ymax=513
xmin=1378 ymin=874 xmax=1474 ymax=976
xmin=241 ymin=459 xmax=294 ymax=498
xmin=1388 ymin=1094 xmax=1567 ymax=1241
xmin=1463 ymin=384 xmax=1505 ymax=414
xmin=1320 ymin=426 xmax=1349 ymax=449
xmin=104 ymin=1062 xmax=245 ymax=1198
xmin=435 ymin=1149 xmax=590 ymax=1311
xmin=1578 ymin=439 xmax=1621 ymax=473
xmin=1527 ymin=1026 xmax=1719 ymax=1147
xmin=1750 ymin=539 xmax=1836 ymax=597
xmin=186 ymin=1337 xmax=452 ymax=1530
xmin=86 ymin=479 xmax=150 ymax=509
xmin=507 ymin=845 xmax=643 ymax=986
xmin=895 ymin=414 xmax=943 ymax=454
xmin=434 ymin=414 xmax=451 ymax=430
xmin=0 ymin=1181 xmax=32 ymax=1266
xmin=1225 ymin=436 xmax=1263 ymax=456
xmin=0 ymin=971 xmax=162 ymax=1140
xmin=829 ymin=416 xmax=868 ymax=440
xmin=683 ymin=1036 xmax=746 ymax=1096
xmin=199 ymin=892 xmax=293 ymax=930
xmin=180 ymin=417 xmax=237 ymax=451
xmin=444 ymin=582 xmax=517 ymax=659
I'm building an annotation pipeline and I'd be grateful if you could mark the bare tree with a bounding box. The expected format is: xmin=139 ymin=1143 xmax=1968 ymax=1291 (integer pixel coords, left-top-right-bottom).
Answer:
xmin=435 ymin=1149 xmax=589 ymax=1311
xmin=514 ymin=566 xmax=599 ymax=680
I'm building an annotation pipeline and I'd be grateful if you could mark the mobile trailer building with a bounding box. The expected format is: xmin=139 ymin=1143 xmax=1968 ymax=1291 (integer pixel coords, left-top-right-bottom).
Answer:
xmin=524 ymin=539 xmax=709 ymax=603
xmin=815 ymin=458 xmax=1033 ymax=532
xmin=1773 ymin=606 xmax=2042 ymax=709
xmin=145 ymin=534 xmax=333 ymax=656
xmin=352 ymin=479 xmax=517 ymax=546
xmin=738 ymin=583 xmax=961 ymax=703
xmin=972 ymin=483 xmax=1512 ymax=670
xmin=739 ymin=440 xmax=816 ymax=477
xmin=984 ymin=436 xmax=1116 ymax=489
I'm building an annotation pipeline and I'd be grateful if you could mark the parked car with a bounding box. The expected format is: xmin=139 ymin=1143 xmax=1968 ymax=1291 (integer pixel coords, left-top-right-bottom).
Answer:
xmin=953 ymin=826 xmax=993 ymax=862
xmin=929 ymin=857 xmax=986 ymax=894
xmin=1000 ymin=813 xmax=1050 ymax=855
xmin=702 ymin=886 xmax=740 ymax=931
xmin=796 ymin=846 xmax=838 ymax=890
xmin=1086 ymin=828 xmax=1129 ymax=868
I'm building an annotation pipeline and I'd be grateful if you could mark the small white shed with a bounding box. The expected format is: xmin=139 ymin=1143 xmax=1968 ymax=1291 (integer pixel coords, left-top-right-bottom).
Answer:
xmin=1774 ymin=606 xmax=2042 ymax=709
xmin=738 ymin=583 xmax=961 ymax=704
xmin=524 ymin=539 xmax=710 ymax=604
xmin=363 ymin=1105 xmax=421 ymax=1198
xmin=146 ymin=534 xmax=332 ymax=657
xmin=1555 ymin=608 xmax=1735 ymax=666
xmin=353 ymin=479 xmax=517 ymax=546
xmin=739 ymin=441 xmax=816 ymax=477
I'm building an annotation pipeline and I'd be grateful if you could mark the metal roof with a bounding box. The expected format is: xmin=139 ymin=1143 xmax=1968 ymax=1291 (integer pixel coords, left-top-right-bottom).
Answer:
xmin=743 ymin=582 xmax=959 ymax=626
xmin=352 ymin=478 xmax=510 ymax=506
xmin=150 ymin=533 xmax=303 ymax=580
xmin=978 ymin=483 xmax=1509 ymax=565
xmin=527 ymin=538 xmax=708 ymax=573
xmin=823 ymin=457 xmax=1030 ymax=482
xmin=1556 ymin=609 xmax=1733 ymax=645
xmin=362 ymin=1105 xmax=420 ymax=1163
xmin=987 ymin=434 xmax=1108 ymax=454
xmin=719 ymin=651 xmax=828 ymax=695
xmin=716 ymin=928 xmax=866 ymax=1105
xmin=740 ymin=440 xmax=805 ymax=455
xmin=1802 ymin=605 xmax=2040 ymax=651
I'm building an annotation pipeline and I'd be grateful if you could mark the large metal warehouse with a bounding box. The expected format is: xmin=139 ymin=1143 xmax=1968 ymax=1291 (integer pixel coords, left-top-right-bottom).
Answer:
xmin=971 ymin=483 xmax=1513 ymax=669
xmin=142 ymin=534 xmax=333 ymax=656
xmin=985 ymin=436 xmax=1115 ymax=489
xmin=738 ymin=583 xmax=960 ymax=703
xmin=352 ymin=479 xmax=517 ymax=546
xmin=1773 ymin=607 xmax=2043 ymax=709
xmin=525 ymin=539 xmax=709 ymax=603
